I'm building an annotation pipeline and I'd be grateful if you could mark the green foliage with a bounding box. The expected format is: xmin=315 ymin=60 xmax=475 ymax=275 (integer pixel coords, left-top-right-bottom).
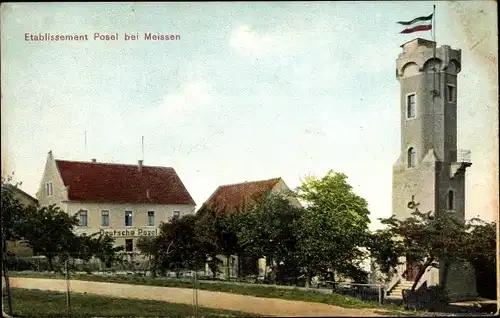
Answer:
xmin=196 ymin=206 xmax=240 ymax=278
xmin=294 ymin=170 xmax=372 ymax=281
xmin=371 ymin=199 xmax=469 ymax=291
xmin=368 ymin=229 xmax=403 ymax=276
xmin=236 ymin=193 xmax=304 ymax=282
xmin=82 ymin=232 xmax=124 ymax=268
xmin=462 ymin=218 xmax=497 ymax=299
xmin=156 ymin=214 xmax=208 ymax=273
xmin=10 ymin=288 xmax=252 ymax=317
xmin=1 ymin=176 xmax=27 ymax=241
xmin=463 ymin=218 xmax=496 ymax=266
xmin=17 ymin=204 xmax=79 ymax=270
xmin=137 ymin=236 xmax=161 ymax=276
xmin=10 ymin=273 xmax=401 ymax=311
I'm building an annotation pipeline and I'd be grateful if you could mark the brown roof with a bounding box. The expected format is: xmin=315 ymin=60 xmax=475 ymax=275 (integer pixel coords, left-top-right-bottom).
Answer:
xmin=55 ymin=160 xmax=195 ymax=205
xmin=200 ymin=178 xmax=281 ymax=214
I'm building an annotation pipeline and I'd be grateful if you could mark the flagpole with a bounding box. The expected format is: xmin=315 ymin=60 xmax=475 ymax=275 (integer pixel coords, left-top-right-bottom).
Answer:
xmin=432 ymin=4 xmax=436 ymax=92
xmin=431 ymin=5 xmax=437 ymax=155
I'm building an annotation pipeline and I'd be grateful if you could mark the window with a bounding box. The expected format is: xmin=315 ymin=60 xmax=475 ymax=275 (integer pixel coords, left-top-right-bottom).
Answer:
xmin=78 ymin=210 xmax=88 ymax=227
xmin=125 ymin=239 xmax=133 ymax=252
xmin=447 ymin=190 xmax=455 ymax=211
xmin=406 ymin=94 xmax=416 ymax=119
xmin=407 ymin=147 xmax=416 ymax=168
xmin=173 ymin=210 xmax=180 ymax=220
xmin=45 ymin=182 xmax=53 ymax=197
xmin=447 ymin=85 xmax=455 ymax=102
xmin=147 ymin=211 xmax=155 ymax=226
xmin=101 ymin=210 xmax=109 ymax=226
xmin=125 ymin=211 xmax=133 ymax=227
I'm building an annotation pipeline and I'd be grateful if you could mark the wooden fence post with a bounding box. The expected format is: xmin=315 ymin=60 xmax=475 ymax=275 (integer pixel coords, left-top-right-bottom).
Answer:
xmin=65 ymin=259 xmax=71 ymax=317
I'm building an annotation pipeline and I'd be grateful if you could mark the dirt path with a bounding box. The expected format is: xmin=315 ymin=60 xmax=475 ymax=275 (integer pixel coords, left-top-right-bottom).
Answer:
xmin=10 ymin=277 xmax=384 ymax=317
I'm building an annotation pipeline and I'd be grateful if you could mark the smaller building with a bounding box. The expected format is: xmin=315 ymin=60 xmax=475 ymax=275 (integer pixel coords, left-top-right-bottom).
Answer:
xmin=36 ymin=151 xmax=196 ymax=253
xmin=200 ymin=177 xmax=302 ymax=214
xmin=199 ymin=177 xmax=302 ymax=279
xmin=6 ymin=185 xmax=38 ymax=257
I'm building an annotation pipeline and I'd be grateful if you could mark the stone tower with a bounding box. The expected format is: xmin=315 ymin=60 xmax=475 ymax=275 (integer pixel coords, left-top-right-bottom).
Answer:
xmin=392 ymin=38 xmax=476 ymax=300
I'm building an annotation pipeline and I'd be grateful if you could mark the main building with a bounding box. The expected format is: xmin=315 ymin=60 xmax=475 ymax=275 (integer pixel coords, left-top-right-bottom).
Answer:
xmin=36 ymin=151 xmax=196 ymax=253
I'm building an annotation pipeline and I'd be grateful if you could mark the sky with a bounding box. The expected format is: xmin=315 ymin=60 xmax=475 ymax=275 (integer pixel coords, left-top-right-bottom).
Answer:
xmin=1 ymin=1 xmax=498 ymax=230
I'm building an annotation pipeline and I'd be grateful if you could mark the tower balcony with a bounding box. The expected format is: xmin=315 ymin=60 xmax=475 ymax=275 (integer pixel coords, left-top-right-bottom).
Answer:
xmin=450 ymin=149 xmax=472 ymax=178
xmin=457 ymin=149 xmax=471 ymax=163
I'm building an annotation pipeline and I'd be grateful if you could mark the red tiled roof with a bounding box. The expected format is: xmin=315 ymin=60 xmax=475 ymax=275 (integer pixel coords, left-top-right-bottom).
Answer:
xmin=55 ymin=160 xmax=195 ymax=205
xmin=201 ymin=178 xmax=281 ymax=214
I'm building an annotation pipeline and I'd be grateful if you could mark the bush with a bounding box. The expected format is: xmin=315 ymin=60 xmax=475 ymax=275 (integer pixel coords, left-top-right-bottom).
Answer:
xmin=402 ymin=285 xmax=449 ymax=311
xmin=6 ymin=256 xmax=37 ymax=271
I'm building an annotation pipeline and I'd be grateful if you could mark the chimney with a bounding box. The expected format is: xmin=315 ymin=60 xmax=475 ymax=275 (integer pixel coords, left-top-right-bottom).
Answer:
xmin=91 ymin=158 xmax=97 ymax=163
xmin=138 ymin=160 xmax=143 ymax=172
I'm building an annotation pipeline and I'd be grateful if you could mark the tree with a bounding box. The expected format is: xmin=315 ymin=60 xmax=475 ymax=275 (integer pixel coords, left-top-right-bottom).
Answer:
xmin=19 ymin=204 xmax=79 ymax=271
xmin=236 ymin=193 xmax=304 ymax=283
xmin=194 ymin=209 xmax=224 ymax=279
xmin=370 ymin=197 xmax=469 ymax=291
xmin=86 ymin=232 xmax=124 ymax=269
xmin=156 ymin=215 xmax=207 ymax=276
xmin=462 ymin=219 xmax=496 ymax=299
xmin=1 ymin=177 xmax=26 ymax=242
xmin=196 ymin=207 xmax=240 ymax=280
xmin=295 ymin=170 xmax=371 ymax=285
xmin=136 ymin=236 xmax=160 ymax=277
xmin=1 ymin=175 xmax=26 ymax=315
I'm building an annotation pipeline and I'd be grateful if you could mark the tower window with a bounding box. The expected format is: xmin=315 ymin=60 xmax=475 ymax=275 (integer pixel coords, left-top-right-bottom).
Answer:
xmin=407 ymin=147 xmax=416 ymax=168
xmin=406 ymin=94 xmax=416 ymax=119
xmin=447 ymin=190 xmax=455 ymax=211
xmin=447 ymin=85 xmax=455 ymax=102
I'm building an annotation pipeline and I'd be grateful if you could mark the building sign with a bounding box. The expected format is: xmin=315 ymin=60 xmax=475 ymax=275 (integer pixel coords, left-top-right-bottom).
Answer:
xmin=99 ymin=228 xmax=159 ymax=237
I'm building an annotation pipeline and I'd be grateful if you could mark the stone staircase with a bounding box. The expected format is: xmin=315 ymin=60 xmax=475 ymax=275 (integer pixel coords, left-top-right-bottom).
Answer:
xmin=387 ymin=280 xmax=414 ymax=298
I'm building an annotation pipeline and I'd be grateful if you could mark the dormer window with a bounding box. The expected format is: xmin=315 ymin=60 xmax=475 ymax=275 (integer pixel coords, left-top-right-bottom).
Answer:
xmin=45 ymin=182 xmax=53 ymax=197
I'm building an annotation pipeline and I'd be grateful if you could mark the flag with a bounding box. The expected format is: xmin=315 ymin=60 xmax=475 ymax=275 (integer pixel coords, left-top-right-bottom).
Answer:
xmin=398 ymin=13 xmax=433 ymax=34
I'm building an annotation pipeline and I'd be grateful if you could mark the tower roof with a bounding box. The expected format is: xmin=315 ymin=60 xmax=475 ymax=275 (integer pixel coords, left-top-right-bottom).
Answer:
xmin=400 ymin=38 xmax=435 ymax=52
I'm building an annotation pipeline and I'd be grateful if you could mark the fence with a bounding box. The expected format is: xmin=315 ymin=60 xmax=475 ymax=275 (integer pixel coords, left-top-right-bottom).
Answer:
xmin=326 ymin=281 xmax=385 ymax=304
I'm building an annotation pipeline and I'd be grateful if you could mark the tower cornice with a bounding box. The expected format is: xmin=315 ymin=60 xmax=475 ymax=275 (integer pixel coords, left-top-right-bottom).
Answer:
xmin=396 ymin=38 xmax=461 ymax=79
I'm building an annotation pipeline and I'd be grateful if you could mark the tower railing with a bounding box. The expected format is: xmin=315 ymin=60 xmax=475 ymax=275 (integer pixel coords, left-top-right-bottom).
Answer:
xmin=457 ymin=149 xmax=471 ymax=163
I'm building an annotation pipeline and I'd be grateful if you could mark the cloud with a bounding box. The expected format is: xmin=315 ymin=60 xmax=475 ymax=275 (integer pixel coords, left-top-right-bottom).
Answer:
xmin=229 ymin=24 xmax=301 ymax=58
xmin=150 ymin=81 xmax=215 ymax=123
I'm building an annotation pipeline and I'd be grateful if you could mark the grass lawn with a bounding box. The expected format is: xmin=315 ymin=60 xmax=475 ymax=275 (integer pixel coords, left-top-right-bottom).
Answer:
xmin=10 ymin=271 xmax=403 ymax=311
xmin=4 ymin=288 xmax=256 ymax=317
